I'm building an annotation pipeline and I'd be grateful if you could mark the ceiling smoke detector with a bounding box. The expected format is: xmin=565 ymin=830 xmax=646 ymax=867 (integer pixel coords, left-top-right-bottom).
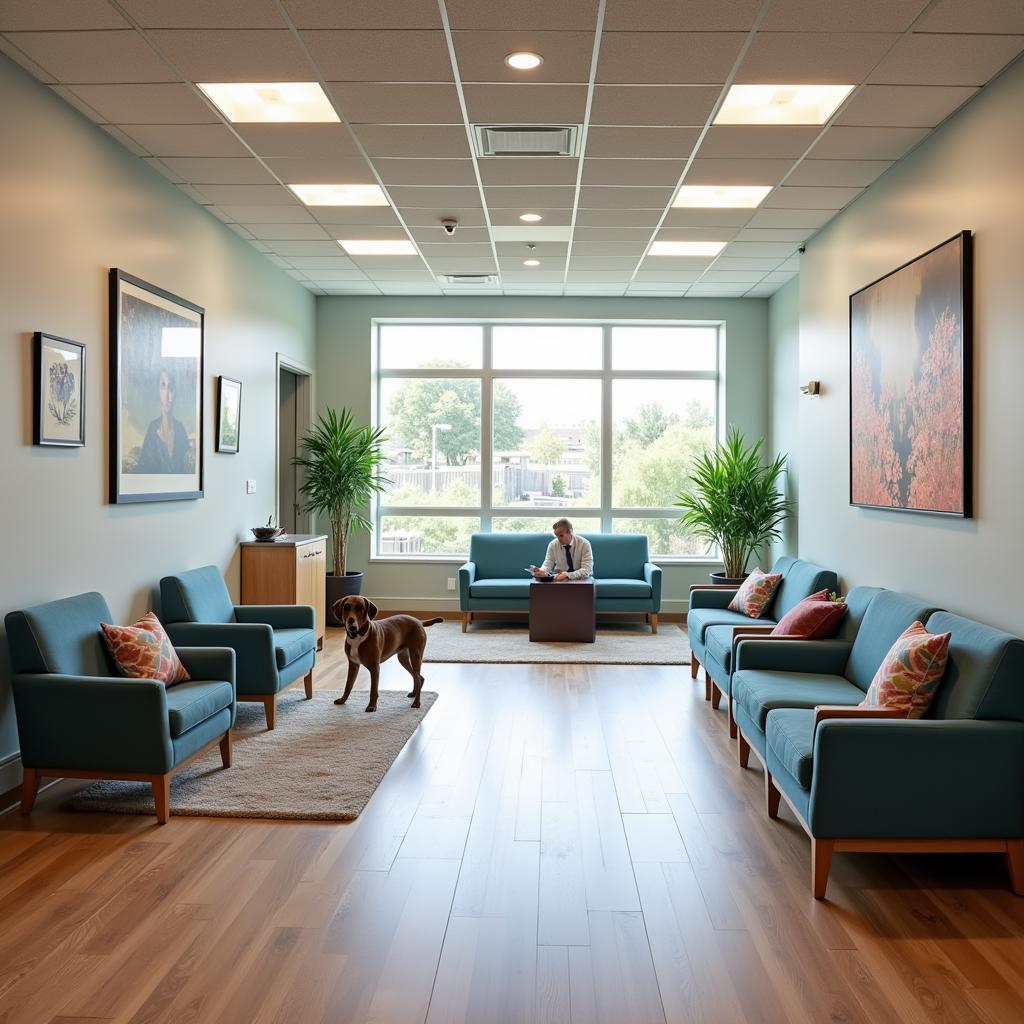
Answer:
xmin=472 ymin=125 xmax=581 ymax=158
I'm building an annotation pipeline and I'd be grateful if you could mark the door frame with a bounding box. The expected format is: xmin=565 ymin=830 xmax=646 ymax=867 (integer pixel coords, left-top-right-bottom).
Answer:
xmin=276 ymin=353 xmax=314 ymax=534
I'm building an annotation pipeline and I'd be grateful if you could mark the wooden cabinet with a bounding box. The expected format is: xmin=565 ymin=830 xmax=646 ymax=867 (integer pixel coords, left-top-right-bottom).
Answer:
xmin=240 ymin=534 xmax=327 ymax=649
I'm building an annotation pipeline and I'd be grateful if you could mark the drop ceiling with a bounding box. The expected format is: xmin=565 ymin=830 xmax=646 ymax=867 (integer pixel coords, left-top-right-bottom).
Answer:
xmin=2 ymin=0 xmax=1022 ymax=298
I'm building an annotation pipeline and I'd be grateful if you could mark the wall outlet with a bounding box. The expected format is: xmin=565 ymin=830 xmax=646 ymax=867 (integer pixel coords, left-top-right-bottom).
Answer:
xmin=447 ymin=577 xmax=457 ymax=591
xmin=246 ymin=479 xmax=256 ymax=494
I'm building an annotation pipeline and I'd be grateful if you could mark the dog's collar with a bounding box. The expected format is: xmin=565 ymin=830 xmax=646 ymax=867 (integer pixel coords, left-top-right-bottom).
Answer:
xmin=354 ymin=621 xmax=371 ymax=638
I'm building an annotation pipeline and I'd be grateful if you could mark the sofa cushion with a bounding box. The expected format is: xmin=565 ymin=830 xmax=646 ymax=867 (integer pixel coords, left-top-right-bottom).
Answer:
xmin=469 ymin=578 xmax=532 ymax=599
xmin=274 ymin=628 xmax=317 ymax=670
xmin=772 ymin=559 xmax=839 ymax=620
xmin=101 ymin=612 xmax=190 ymax=685
xmin=165 ymin=680 xmax=234 ymax=737
xmin=766 ymin=708 xmax=816 ymax=789
xmin=728 ymin=568 xmax=783 ymax=618
xmin=595 ymin=578 xmax=651 ymax=599
xmin=704 ymin=624 xmax=737 ymax=674
xmin=160 ymin=566 xmax=235 ymax=625
xmin=688 ymin=607 xmax=766 ymax=647
xmin=469 ymin=534 xmax=551 ymax=580
xmin=844 ymin=591 xmax=938 ymax=691
xmin=733 ymin=669 xmax=863 ymax=730
xmin=5 ymin=591 xmax=116 ymax=677
xmin=589 ymin=534 xmax=648 ymax=580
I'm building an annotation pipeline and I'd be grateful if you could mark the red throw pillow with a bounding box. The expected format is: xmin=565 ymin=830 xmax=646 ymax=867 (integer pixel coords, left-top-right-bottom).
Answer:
xmin=772 ymin=590 xmax=847 ymax=639
xmin=727 ymin=567 xmax=783 ymax=618
xmin=100 ymin=611 xmax=190 ymax=685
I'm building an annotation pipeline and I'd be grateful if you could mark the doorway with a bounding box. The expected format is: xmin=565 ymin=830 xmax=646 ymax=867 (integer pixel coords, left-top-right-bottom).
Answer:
xmin=276 ymin=355 xmax=313 ymax=535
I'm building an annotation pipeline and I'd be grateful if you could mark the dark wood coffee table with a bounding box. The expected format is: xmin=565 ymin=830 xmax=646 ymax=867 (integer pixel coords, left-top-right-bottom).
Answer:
xmin=529 ymin=579 xmax=596 ymax=643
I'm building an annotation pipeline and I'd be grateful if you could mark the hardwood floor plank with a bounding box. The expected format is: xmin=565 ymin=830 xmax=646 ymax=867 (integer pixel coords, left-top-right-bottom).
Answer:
xmin=535 ymin=945 xmax=572 ymax=1024
xmin=538 ymin=799 xmax=590 ymax=946
xmin=622 ymin=814 xmax=689 ymax=864
xmin=575 ymin=771 xmax=640 ymax=912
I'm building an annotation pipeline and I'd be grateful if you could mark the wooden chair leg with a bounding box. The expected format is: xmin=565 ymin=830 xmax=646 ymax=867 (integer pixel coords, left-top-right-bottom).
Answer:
xmin=264 ymin=695 xmax=277 ymax=730
xmin=812 ymin=839 xmax=835 ymax=899
xmin=304 ymin=669 xmax=314 ymax=699
xmin=727 ymin=699 xmax=737 ymax=739
xmin=650 ymin=614 xmax=658 ymax=635
xmin=1006 ymin=840 xmax=1024 ymax=896
xmin=462 ymin=611 xmax=469 ymax=633
xmin=704 ymin=676 xmax=712 ymax=702
xmin=738 ymin=730 xmax=750 ymax=769
xmin=691 ymin=656 xmax=700 ymax=680
xmin=20 ymin=768 xmax=41 ymax=815
xmin=153 ymin=774 xmax=171 ymax=825
xmin=710 ymin=683 xmax=722 ymax=710
xmin=765 ymin=772 xmax=781 ymax=819
xmin=220 ymin=730 xmax=233 ymax=769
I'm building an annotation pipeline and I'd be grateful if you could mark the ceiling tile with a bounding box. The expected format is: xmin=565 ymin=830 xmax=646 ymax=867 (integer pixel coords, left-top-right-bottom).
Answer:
xmin=868 ymin=33 xmax=1024 ymax=87
xmin=400 ymin=207 xmax=487 ymax=226
xmin=0 ymin=36 xmax=59 ymax=81
xmin=378 ymin=283 xmax=444 ymax=294
xmin=268 ymin=240 xmax=350 ymax=257
xmin=420 ymin=242 xmax=496 ymax=258
xmin=66 ymin=83 xmax=217 ymax=123
xmin=641 ymin=256 xmax=715 ymax=271
xmin=301 ymin=267 xmax=371 ymax=279
xmin=188 ymin=183 xmax=300 ymax=204
xmin=687 ymin=284 xmax=748 ymax=295
xmin=590 ymin=86 xmax=719 ymax=126
xmin=119 ymin=0 xmax=285 ymax=28
xmin=655 ymin=225 xmax=741 ymax=241
xmin=735 ymin=32 xmax=899 ymax=84
xmin=581 ymin=160 xmax=683 ymax=186
xmin=632 ymin=270 xmax=704 ymax=282
xmin=585 ymin=126 xmax=699 ymax=159
xmin=745 ymin=208 xmax=835 ymax=228
xmin=575 ymin=208 xmax=664 ymax=226
xmin=685 ymin=157 xmax=794 ymax=185
xmin=445 ymin=0 xmax=598 ymax=30
xmin=698 ymin=125 xmax=820 ymax=159
xmin=603 ymin=0 xmax=760 ymax=31
xmin=463 ymin=84 xmax=588 ymax=123
xmin=143 ymin=157 xmax=183 ymax=183
xmin=265 ymin=156 xmax=377 ymax=182
xmin=571 ymin=240 xmax=649 ymax=255
xmin=421 ymin=257 xmax=498 ymax=272
xmin=760 ymin=0 xmax=929 ymax=31
xmin=119 ymin=123 xmax=250 ymax=157
xmin=303 ymin=29 xmax=452 ymax=81
xmin=217 ymin=204 xmax=316 ymax=222
xmin=786 ymin=159 xmax=892 ymax=187
xmin=495 ymin=241 xmax=567 ymax=256
xmin=763 ymin=185 xmax=862 ymax=209
xmin=159 ymin=156 xmax=276 ymax=184
xmin=234 ymin=124 xmax=361 ymax=159
xmin=318 ymin=227 xmax=409 ymax=242
xmin=312 ymin=207 xmax=404 ymax=226
xmin=488 ymin=208 xmax=573 ymax=225
xmin=287 ymin=255 xmax=362 ymax=268
xmin=567 ymin=257 xmax=638 ymax=270
xmin=809 ymin=125 xmax=929 ymax=160
xmin=352 ymin=124 xmax=471 ymax=158
xmin=917 ymin=0 xmax=1024 ymax=33
xmin=486 ymin=186 xmax=577 ymax=207
xmin=7 ymin=29 xmax=177 ymax=83
xmin=102 ymin=124 xmax=150 ymax=155
xmin=713 ymin=256 xmax=785 ymax=271
xmin=734 ymin=227 xmax=813 ymax=242
xmin=598 ymin=32 xmax=745 ymax=84
xmin=148 ymin=29 xmax=311 ymax=80
xmin=701 ymin=271 xmax=766 ymax=283
xmin=282 ymin=0 xmax=442 ymax=29
xmin=375 ymin=159 xmax=477 ymax=186
xmin=452 ymin=31 xmax=595 ymax=83
xmin=564 ymin=271 xmax=634 ymax=281
xmin=327 ymin=82 xmax=462 ymax=124
xmin=388 ymin=185 xmax=483 ymax=206
xmin=573 ymin=226 xmax=658 ymax=240
xmin=834 ymin=84 xmax=978 ymax=126
xmin=243 ymin=222 xmax=332 ymax=240
xmin=0 ymin=1 xmax=128 ymax=30
xmin=479 ymin=161 xmax=579 ymax=187
xmin=410 ymin=225 xmax=492 ymax=243
xmin=578 ymin=185 xmax=674 ymax=208
xmin=662 ymin=207 xmax=752 ymax=227
xmin=175 ymin=183 xmax=209 ymax=203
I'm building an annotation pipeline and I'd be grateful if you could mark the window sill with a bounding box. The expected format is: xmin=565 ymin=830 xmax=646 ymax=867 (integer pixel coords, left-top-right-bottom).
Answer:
xmin=369 ymin=555 xmax=722 ymax=566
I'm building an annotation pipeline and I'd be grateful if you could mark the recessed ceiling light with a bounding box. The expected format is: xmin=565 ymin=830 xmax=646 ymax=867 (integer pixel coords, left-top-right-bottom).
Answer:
xmin=505 ymin=51 xmax=543 ymax=70
xmin=523 ymin=258 xmax=541 ymax=266
xmin=714 ymin=84 xmax=854 ymax=126
xmin=338 ymin=239 xmax=417 ymax=256
xmin=673 ymin=185 xmax=773 ymax=209
xmin=649 ymin=241 xmax=726 ymax=257
xmin=197 ymin=82 xmax=339 ymax=123
xmin=289 ymin=184 xmax=389 ymax=206
xmin=519 ymin=212 xmax=543 ymax=222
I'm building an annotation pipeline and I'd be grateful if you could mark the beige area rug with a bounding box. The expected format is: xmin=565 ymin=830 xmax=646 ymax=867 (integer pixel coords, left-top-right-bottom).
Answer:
xmin=67 ymin=688 xmax=436 ymax=821
xmin=422 ymin=619 xmax=690 ymax=665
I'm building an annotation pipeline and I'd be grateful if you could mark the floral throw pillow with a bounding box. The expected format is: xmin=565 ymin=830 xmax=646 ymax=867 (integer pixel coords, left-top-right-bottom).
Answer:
xmin=728 ymin=568 xmax=783 ymax=619
xmin=100 ymin=611 xmax=190 ymax=686
xmin=861 ymin=621 xmax=951 ymax=719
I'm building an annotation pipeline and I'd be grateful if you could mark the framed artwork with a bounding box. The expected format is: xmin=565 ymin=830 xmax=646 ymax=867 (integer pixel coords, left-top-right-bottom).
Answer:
xmin=849 ymin=230 xmax=972 ymax=517
xmin=109 ymin=269 xmax=204 ymax=503
xmin=216 ymin=376 xmax=241 ymax=454
xmin=34 ymin=332 xmax=85 ymax=447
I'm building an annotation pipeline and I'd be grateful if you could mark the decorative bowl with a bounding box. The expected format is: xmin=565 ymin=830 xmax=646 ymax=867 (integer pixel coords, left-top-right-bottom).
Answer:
xmin=251 ymin=526 xmax=285 ymax=542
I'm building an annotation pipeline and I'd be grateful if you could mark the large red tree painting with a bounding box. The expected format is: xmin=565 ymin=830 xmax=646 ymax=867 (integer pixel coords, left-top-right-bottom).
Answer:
xmin=850 ymin=232 xmax=971 ymax=516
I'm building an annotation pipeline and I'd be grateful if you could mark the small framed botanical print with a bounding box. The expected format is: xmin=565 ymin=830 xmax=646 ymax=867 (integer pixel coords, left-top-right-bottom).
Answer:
xmin=34 ymin=332 xmax=86 ymax=447
xmin=216 ymin=376 xmax=241 ymax=454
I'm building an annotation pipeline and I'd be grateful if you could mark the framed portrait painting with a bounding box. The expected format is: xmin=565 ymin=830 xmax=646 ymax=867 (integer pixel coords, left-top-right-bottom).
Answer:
xmin=216 ymin=376 xmax=241 ymax=454
xmin=109 ymin=269 xmax=204 ymax=503
xmin=34 ymin=332 xmax=86 ymax=447
xmin=849 ymin=230 xmax=972 ymax=517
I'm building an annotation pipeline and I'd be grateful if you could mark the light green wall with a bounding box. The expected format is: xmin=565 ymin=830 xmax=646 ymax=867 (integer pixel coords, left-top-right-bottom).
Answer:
xmin=796 ymin=55 xmax=1024 ymax=631
xmin=316 ymin=295 xmax=770 ymax=612
xmin=0 ymin=55 xmax=316 ymax=786
xmin=768 ymin=276 xmax=800 ymax=559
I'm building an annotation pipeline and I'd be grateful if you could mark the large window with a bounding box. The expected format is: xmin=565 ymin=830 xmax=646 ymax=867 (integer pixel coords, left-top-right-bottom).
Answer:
xmin=374 ymin=321 xmax=721 ymax=559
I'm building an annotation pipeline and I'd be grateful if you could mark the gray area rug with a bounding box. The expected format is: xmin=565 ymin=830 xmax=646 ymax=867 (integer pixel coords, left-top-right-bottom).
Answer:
xmin=422 ymin=619 xmax=690 ymax=665
xmin=67 ymin=688 xmax=436 ymax=821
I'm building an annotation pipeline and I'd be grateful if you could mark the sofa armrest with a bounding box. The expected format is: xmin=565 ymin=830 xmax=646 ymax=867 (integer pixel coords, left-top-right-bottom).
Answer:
xmin=175 ymin=647 xmax=236 ymax=689
xmin=459 ymin=561 xmax=476 ymax=609
xmin=643 ymin=562 xmax=662 ymax=610
xmin=688 ymin=584 xmax=737 ymax=610
xmin=729 ymin=625 xmax=783 ymax=663
xmin=164 ymin=621 xmax=277 ymax=693
xmin=12 ymin=673 xmax=174 ymax=774
xmin=809 ymin=720 xmax=1024 ymax=839
xmin=734 ymin=638 xmax=852 ymax=674
xmin=813 ymin=704 xmax=903 ymax=730
xmin=234 ymin=604 xmax=316 ymax=630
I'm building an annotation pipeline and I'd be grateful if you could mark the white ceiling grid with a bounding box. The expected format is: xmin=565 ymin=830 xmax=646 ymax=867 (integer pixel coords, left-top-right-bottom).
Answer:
xmin=1 ymin=0 xmax=1022 ymax=297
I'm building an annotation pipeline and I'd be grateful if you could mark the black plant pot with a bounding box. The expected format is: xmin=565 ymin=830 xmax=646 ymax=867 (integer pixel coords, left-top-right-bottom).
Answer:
xmin=326 ymin=571 xmax=364 ymax=624
xmin=710 ymin=571 xmax=749 ymax=586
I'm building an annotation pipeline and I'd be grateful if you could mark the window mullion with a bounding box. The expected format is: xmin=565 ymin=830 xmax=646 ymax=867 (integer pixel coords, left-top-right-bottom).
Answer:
xmin=601 ymin=323 xmax=613 ymax=533
xmin=480 ymin=324 xmax=493 ymax=532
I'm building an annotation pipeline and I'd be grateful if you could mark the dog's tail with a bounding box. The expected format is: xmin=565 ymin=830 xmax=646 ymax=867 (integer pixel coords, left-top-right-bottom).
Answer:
xmin=422 ymin=617 xmax=444 ymax=627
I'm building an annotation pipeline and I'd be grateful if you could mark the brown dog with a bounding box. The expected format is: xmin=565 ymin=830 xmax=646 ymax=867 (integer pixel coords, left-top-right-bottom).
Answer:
xmin=333 ymin=596 xmax=443 ymax=712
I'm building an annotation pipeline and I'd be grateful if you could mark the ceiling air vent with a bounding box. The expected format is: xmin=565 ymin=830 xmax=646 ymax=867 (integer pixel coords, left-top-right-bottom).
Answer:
xmin=472 ymin=124 xmax=581 ymax=158
xmin=440 ymin=274 xmax=500 ymax=287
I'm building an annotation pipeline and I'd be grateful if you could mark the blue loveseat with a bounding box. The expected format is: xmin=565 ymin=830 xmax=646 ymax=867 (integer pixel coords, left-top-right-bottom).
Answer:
xmin=458 ymin=532 xmax=662 ymax=632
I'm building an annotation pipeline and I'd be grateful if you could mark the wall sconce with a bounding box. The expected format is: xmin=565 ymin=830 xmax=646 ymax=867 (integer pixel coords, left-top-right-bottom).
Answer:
xmin=800 ymin=380 xmax=821 ymax=396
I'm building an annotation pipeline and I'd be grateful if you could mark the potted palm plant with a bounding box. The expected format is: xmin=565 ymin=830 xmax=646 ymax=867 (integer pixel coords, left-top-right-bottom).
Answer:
xmin=674 ymin=427 xmax=793 ymax=585
xmin=294 ymin=408 xmax=389 ymax=620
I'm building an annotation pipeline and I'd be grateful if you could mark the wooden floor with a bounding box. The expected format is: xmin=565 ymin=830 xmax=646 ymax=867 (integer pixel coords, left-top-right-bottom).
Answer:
xmin=2 ymin=629 xmax=1024 ymax=1023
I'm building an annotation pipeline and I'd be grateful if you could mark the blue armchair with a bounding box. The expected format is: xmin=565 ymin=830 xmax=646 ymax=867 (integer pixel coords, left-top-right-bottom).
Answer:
xmin=160 ymin=565 xmax=316 ymax=730
xmin=5 ymin=591 xmax=236 ymax=824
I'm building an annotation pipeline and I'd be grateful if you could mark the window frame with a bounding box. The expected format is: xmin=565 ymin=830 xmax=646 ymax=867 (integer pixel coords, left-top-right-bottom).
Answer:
xmin=371 ymin=318 xmax=725 ymax=564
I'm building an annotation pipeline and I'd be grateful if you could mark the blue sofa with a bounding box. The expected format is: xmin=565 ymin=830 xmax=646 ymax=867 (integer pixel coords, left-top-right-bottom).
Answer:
xmin=5 ymin=591 xmax=236 ymax=824
xmin=731 ymin=588 xmax=1024 ymax=897
xmin=458 ymin=532 xmax=662 ymax=632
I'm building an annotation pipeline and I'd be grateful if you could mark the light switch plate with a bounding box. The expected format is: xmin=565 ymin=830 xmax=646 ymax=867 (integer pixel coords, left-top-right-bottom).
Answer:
xmin=447 ymin=577 xmax=456 ymax=591
xmin=246 ymin=479 xmax=256 ymax=494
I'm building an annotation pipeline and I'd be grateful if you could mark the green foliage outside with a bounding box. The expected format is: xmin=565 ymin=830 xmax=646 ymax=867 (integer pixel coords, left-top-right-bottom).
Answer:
xmin=529 ymin=425 xmax=564 ymax=465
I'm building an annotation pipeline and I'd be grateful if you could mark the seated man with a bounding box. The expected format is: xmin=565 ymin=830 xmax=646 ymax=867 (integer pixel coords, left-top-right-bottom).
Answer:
xmin=532 ymin=518 xmax=594 ymax=582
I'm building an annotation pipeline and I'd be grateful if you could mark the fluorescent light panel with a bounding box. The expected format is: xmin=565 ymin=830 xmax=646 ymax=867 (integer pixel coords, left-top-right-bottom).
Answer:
xmin=649 ymin=241 xmax=726 ymax=257
xmin=197 ymin=82 xmax=339 ymax=123
xmin=289 ymin=184 xmax=389 ymax=206
xmin=673 ymin=185 xmax=772 ymax=209
xmin=338 ymin=239 xmax=417 ymax=255
xmin=714 ymin=84 xmax=854 ymax=126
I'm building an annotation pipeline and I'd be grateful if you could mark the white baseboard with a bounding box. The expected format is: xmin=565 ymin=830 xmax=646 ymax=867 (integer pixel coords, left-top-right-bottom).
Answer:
xmin=0 ymin=752 xmax=22 ymax=796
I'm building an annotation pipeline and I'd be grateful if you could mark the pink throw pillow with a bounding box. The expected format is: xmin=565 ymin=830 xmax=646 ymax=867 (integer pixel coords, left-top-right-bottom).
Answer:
xmin=772 ymin=590 xmax=847 ymax=639
xmin=100 ymin=611 xmax=190 ymax=686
